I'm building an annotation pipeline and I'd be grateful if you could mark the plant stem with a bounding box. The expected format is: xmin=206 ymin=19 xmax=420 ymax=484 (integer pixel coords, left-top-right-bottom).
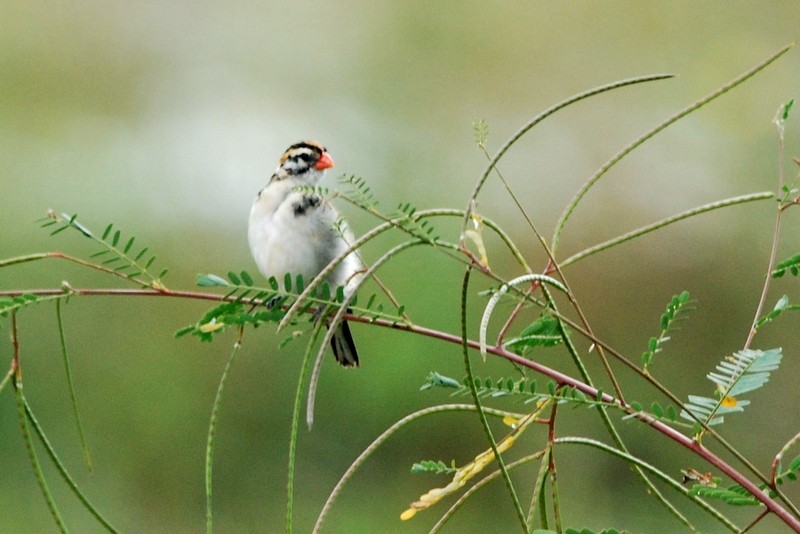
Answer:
xmin=460 ymin=267 xmax=528 ymax=532
xmin=6 ymin=283 xmax=799 ymax=529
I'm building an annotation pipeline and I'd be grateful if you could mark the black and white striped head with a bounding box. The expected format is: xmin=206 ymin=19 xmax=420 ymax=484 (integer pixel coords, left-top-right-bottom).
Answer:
xmin=272 ymin=140 xmax=334 ymax=183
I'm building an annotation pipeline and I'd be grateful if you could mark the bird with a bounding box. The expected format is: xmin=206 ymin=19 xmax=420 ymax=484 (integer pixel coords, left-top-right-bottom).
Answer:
xmin=248 ymin=140 xmax=362 ymax=366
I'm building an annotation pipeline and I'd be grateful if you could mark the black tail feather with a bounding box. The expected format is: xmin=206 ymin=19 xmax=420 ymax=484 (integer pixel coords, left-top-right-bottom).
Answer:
xmin=330 ymin=320 xmax=359 ymax=367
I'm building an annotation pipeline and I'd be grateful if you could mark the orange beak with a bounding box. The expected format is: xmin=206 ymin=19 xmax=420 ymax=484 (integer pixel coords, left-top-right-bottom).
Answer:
xmin=315 ymin=151 xmax=335 ymax=170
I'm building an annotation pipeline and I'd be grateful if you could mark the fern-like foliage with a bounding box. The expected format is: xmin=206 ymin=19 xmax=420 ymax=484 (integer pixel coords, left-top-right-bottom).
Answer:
xmin=690 ymin=454 xmax=800 ymax=507
xmin=421 ymin=372 xmax=610 ymax=410
xmin=419 ymin=372 xmax=462 ymax=390
xmin=177 ymin=271 xmax=330 ymax=342
xmin=777 ymin=454 xmax=800 ymax=486
xmin=680 ymin=348 xmax=782 ymax=430
xmin=339 ymin=174 xmax=379 ymax=211
xmin=472 ymin=118 xmax=489 ymax=148
xmin=773 ymin=253 xmax=800 ymax=277
xmin=296 ymin=178 xmax=439 ymax=244
xmin=387 ymin=201 xmax=440 ymax=243
xmin=689 ymin=484 xmax=760 ymax=506
xmin=176 ymin=270 xmax=403 ymax=342
xmin=755 ymin=294 xmax=800 ymax=330
xmin=410 ymin=460 xmax=458 ymax=475
xmin=642 ymin=291 xmax=693 ymax=371
xmin=503 ymin=314 xmax=564 ymax=356
xmin=40 ymin=212 xmax=168 ymax=289
xmin=0 ymin=293 xmax=40 ymax=320
xmin=624 ymin=400 xmax=681 ymax=425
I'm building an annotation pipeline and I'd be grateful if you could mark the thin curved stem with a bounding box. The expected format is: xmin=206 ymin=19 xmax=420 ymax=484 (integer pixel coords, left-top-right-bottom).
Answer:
xmin=55 ymin=299 xmax=92 ymax=472
xmin=552 ymin=44 xmax=793 ymax=252
xmin=559 ymin=192 xmax=774 ymax=268
xmin=205 ymin=330 xmax=243 ymax=534
xmin=286 ymin=319 xmax=325 ymax=534
xmin=431 ymin=451 xmax=547 ymax=534
xmin=555 ymin=437 xmax=737 ymax=531
xmin=313 ymin=404 xmax=518 ymax=534
xmin=306 ymin=239 xmax=426 ymax=427
xmin=462 ymin=73 xmax=675 ymax=235
xmin=461 ymin=267 xmax=528 ymax=532
xmin=4 ymin=280 xmax=798 ymax=528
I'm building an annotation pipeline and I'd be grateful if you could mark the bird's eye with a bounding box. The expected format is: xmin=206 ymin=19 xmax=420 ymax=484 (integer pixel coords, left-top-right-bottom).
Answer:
xmin=297 ymin=152 xmax=312 ymax=163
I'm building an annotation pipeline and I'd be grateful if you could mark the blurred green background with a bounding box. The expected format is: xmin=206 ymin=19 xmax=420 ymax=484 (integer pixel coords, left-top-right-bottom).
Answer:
xmin=2 ymin=2 xmax=800 ymax=532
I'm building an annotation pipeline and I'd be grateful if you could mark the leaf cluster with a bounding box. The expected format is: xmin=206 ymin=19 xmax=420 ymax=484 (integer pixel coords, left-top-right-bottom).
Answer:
xmin=504 ymin=314 xmax=564 ymax=356
xmin=422 ymin=372 xmax=606 ymax=409
xmin=642 ymin=291 xmax=693 ymax=369
xmin=40 ymin=213 xmax=167 ymax=288
xmin=626 ymin=400 xmax=680 ymax=425
xmin=755 ymin=294 xmax=800 ymax=329
xmin=692 ymin=455 xmax=800 ymax=506
xmin=0 ymin=293 xmax=40 ymax=320
xmin=176 ymin=270 xmax=403 ymax=342
xmin=388 ymin=202 xmax=439 ymax=243
xmin=411 ymin=460 xmax=459 ymax=475
xmin=773 ymin=253 xmax=800 ymax=277
xmin=680 ymin=348 xmax=782 ymax=429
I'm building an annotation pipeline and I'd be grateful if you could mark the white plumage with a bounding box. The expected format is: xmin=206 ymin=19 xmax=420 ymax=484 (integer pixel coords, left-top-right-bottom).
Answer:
xmin=248 ymin=141 xmax=362 ymax=366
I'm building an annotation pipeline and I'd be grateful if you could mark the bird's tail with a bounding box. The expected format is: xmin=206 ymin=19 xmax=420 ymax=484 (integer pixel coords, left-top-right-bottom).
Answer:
xmin=330 ymin=319 xmax=359 ymax=367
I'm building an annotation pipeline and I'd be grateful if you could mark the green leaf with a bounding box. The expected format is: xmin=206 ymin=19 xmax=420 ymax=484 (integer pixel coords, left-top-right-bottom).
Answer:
xmin=788 ymin=455 xmax=800 ymax=472
xmin=410 ymin=459 xmax=457 ymax=475
xmin=174 ymin=325 xmax=195 ymax=338
xmin=689 ymin=484 xmax=759 ymax=506
xmin=782 ymin=99 xmax=795 ymax=121
xmin=197 ymin=274 xmax=229 ymax=287
xmin=651 ymin=402 xmax=664 ymax=418
xmin=504 ymin=314 xmax=564 ymax=355
xmin=227 ymin=271 xmax=241 ymax=285
xmin=240 ymin=271 xmax=254 ymax=286
xmin=756 ymin=295 xmax=800 ymax=329
xmin=773 ymin=253 xmax=800 ymax=277
xmin=643 ymin=291 xmax=693 ymax=371
xmin=681 ymin=348 xmax=781 ymax=427
xmin=472 ymin=118 xmax=489 ymax=146
xmin=283 ymin=273 xmax=292 ymax=292
xmin=420 ymin=372 xmax=461 ymax=390
xmin=50 ymin=224 xmax=70 ymax=236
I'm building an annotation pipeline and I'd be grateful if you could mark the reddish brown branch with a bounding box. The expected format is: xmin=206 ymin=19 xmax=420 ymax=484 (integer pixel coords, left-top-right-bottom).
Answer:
xmin=2 ymin=284 xmax=799 ymax=530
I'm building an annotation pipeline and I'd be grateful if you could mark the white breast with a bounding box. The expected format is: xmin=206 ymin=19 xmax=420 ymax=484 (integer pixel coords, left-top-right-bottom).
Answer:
xmin=248 ymin=180 xmax=362 ymax=294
